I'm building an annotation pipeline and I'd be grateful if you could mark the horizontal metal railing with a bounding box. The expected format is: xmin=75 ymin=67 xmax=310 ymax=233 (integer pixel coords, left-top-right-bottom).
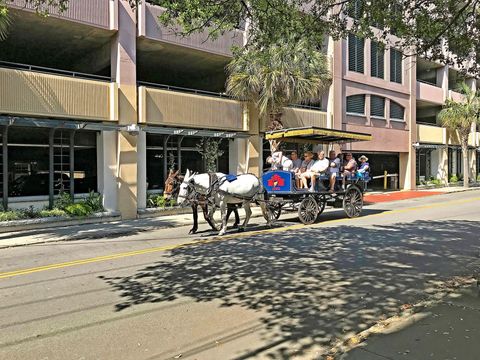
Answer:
xmin=416 ymin=79 xmax=439 ymax=87
xmin=0 ymin=61 xmax=111 ymax=82
xmin=138 ymin=81 xmax=326 ymax=112
xmin=138 ymin=81 xmax=230 ymax=98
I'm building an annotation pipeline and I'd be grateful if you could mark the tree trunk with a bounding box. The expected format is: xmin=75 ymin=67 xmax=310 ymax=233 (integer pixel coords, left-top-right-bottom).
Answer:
xmin=461 ymin=135 xmax=469 ymax=188
xmin=267 ymin=111 xmax=284 ymax=153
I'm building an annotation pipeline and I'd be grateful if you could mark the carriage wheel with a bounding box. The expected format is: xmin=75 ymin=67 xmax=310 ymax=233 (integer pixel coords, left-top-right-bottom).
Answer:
xmin=263 ymin=203 xmax=282 ymax=223
xmin=343 ymin=186 xmax=363 ymax=218
xmin=316 ymin=195 xmax=326 ymax=221
xmin=298 ymin=196 xmax=320 ymax=225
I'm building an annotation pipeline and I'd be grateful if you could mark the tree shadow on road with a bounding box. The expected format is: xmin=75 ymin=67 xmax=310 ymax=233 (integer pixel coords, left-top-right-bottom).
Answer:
xmin=101 ymin=220 xmax=480 ymax=359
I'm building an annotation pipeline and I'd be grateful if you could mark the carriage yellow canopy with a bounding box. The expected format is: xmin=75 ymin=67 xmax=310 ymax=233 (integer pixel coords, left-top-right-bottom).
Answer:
xmin=265 ymin=126 xmax=372 ymax=144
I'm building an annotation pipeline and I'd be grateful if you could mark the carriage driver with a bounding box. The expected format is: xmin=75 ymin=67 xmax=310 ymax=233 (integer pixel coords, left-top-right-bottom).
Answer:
xmin=300 ymin=150 xmax=330 ymax=192
xmin=266 ymin=151 xmax=293 ymax=171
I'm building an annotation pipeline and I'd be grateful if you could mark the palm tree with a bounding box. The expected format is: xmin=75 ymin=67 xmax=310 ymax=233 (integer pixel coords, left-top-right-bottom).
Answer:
xmin=438 ymin=82 xmax=480 ymax=188
xmin=0 ymin=5 xmax=12 ymax=41
xmin=226 ymin=39 xmax=331 ymax=151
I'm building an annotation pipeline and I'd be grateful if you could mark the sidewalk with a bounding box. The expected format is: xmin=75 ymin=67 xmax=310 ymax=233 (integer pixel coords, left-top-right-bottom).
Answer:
xmin=364 ymin=185 xmax=479 ymax=204
xmin=341 ymin=283 xmax=480 ymax=360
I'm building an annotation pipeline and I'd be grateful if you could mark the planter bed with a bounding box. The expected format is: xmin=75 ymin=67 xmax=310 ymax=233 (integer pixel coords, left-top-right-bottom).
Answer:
xmin=0 ymin=211 xmax=121 ymax=234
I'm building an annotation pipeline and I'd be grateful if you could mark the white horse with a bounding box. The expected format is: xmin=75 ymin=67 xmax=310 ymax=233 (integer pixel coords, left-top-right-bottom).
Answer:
xmin=177 ymin=169 xmax=262 ymax=235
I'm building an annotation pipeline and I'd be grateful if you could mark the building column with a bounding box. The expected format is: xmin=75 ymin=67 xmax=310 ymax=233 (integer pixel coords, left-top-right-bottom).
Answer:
xmin=247 ymin=136 xmax=262 ymax=176
xmin=438 ymin=148 xmax=449 ymax=185
xmin=403 ymin=53 xmax=417 ymax=190
xmin=111 ymin=0 xmax=138 ymax=219
xmin=436 ymin=65 xmax=449 ymax=101
xmin=229 ymin=138 xmax=247 ymax=174
xmin=137 ymin=130 xmax=147 ymax=210
xmin=97 ymin=131 xmax=118 ymax=212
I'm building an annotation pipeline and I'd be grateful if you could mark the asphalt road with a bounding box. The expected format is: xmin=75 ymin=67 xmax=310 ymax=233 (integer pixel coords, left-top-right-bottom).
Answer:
xmin=1 ymin=190 xmax=479 ymax=360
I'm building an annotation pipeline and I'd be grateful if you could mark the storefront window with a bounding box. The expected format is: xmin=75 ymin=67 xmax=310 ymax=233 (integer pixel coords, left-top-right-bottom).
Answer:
xmin=146 ymin=134 xmax=230 ymax=191
xmin=8 ymin=127 xmax=50 ymax=197
xmin=6 ymin=126 xmax=97 ymax=197
xmin=74 ymin=131 xmax=97 ymax=193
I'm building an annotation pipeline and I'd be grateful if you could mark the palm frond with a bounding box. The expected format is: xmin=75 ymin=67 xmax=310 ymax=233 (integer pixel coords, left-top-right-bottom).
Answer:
xmin=0 ymin=6 xmax=12 ymax=41
xmin=226 ymin=38 xmax=332 ymax=117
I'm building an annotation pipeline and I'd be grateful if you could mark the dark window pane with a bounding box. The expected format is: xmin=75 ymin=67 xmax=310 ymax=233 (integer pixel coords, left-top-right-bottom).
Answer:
xmin=370 ymin=96 xmax=385 ymax=117
xmin=390 ymin=49 xmax=403 ymax=84
xmin=8 ymin=146 xmax=50 ymax=196
xmin=390 ymin=101 xmax=405 ymax=120
xmin=346 ymin=95 xmax=365 ymax=115
xmin=348 ymin=34 xmax=364 ymax=73
xmin=8 ymin=127 xmax=50 ymax=145
xmin=371 ymin=41 xmax=384 ymax=79
xmin=74 ymin=148 xmax=97 ymax=193
xmin=347 ymin=0 xmax=364 ymax=19
xmin=75 ymin=131 xmax=97 ymax=147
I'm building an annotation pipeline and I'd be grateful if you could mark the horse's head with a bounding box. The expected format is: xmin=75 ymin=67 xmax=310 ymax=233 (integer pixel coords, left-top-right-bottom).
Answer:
xmin=177 ymin=169 xmax=196 ymax=205
xmin=163 ymin=169 xmax=180 ymax=200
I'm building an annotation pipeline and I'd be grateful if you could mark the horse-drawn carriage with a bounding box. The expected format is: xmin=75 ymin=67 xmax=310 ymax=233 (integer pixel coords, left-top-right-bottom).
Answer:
xmin=170 ymin=126 xmax=372 ymax=234
xmin=261 ymin=126 xmax=372 ymax=225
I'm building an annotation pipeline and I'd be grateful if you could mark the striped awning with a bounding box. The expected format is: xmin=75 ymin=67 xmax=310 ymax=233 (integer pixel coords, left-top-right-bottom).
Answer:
xmin=265 ymin=126 xmax=372 ymax=144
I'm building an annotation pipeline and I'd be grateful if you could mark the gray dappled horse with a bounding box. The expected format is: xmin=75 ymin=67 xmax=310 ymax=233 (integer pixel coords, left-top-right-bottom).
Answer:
xmin=177 ymin=169 xmax=261 ymax=236
xmin=163 ymin=169 xmax=240 ymax=234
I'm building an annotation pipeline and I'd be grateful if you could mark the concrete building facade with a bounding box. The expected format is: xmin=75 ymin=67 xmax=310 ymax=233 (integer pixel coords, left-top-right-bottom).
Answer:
xmin=1 ymin=0 xmax=479 ymax=219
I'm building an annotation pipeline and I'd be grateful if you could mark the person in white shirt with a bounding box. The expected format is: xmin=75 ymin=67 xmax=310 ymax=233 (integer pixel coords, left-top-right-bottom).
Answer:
xmin=266 ymin=151 xmax=293 ymax=171
xmin=301 ymin=150 xmax=330 ymax=191
xmin=328 ymin=150 xmax=341 ymax=192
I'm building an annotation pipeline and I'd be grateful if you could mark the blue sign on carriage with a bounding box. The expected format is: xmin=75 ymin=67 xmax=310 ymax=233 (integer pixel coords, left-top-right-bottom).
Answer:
xmin=262 ymin=170 xmax=293 ymax=193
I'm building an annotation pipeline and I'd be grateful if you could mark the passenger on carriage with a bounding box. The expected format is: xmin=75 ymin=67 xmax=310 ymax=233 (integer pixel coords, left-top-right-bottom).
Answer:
xmin=342 ymin=152 xmax=358 ymax=188
xmin=328 ymin=150 xmax=341 ymax=192
xmin=356 ymin=155 xmax=370 ymax=178
xmin=294 ymin=151 xmax=314 ymax=188
xmin=289 ymin=151 xmax=302 ymax=172
xmin=300 ymin=150 xmax=329 ymax=192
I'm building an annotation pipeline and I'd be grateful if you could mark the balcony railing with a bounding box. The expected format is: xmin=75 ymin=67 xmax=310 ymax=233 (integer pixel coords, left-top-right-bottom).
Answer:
xmin=141 ymin=3 xmax=244 ymax=56
xmin=417 ymin=124 xmax=445 ymax=144
xmin=0 ymin=64 xmax=115 ymax=121
xmin=139 ymin=85 xmax=246 ymax=131
xmin=7 ymin=0 xmax=114 ymax=29
xmin=416 ymin=80 xmax=444 ymax=105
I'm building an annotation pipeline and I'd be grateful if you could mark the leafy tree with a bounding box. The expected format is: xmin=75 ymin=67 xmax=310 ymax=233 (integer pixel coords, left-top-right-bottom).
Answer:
xmin=154 ymin=0 xmax=480 ymax=76
xmin=196 ymin=137 xmax=224 ymax=172
xmin=0 ymin=0 xmax=69 ymax=40
xmin=225 ymin=39 xmax=331 ymax=151
xmin=438 ymin=82 xmax=480 ymax=188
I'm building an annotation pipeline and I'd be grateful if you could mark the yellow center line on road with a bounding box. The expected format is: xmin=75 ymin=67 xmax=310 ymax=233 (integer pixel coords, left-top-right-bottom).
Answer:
xmin=1 ymin=196 xmax=479 ymax=280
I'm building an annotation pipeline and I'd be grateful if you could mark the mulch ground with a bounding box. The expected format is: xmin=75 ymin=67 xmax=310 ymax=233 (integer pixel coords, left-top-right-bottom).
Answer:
xmin=364 ymin=191 xmax=444 ymax=204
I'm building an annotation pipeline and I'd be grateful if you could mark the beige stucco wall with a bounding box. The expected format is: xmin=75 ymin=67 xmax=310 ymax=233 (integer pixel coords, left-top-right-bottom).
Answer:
xmin=140 ymin=87 xmax=246 ymax=131
xmin=0 ymin=67 xmax=114 ymax=121
xmin=417 ymin=124 xmax=444 ymax=144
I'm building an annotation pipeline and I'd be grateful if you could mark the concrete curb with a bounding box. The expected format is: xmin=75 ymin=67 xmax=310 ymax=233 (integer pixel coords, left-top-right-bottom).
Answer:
xmin=0 ymin=212 xmax=121 ymax=234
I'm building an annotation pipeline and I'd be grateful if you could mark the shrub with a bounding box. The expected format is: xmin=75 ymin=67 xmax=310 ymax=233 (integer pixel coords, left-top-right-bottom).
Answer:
xmin=38 ymin=208 xmax=67 ymax=218
xmin=55 ymin=191 xmax=74 ymax=211
xmin=84 ymin=191 xmax=104 ymax=212
xmin=449 ymin=175 xmax=459 ymax=183
xmin=428 ymin=179 xmax=442 ymax=186
xmin=477 ymin=174 xmax=480 ymax=182
xmin=147 ymin=194 xmax=166 ymax=208
xmin=64 ymin=203 xmax=93 ymax=217
xmin=0 ymin=210 xmax=27 ymax=222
